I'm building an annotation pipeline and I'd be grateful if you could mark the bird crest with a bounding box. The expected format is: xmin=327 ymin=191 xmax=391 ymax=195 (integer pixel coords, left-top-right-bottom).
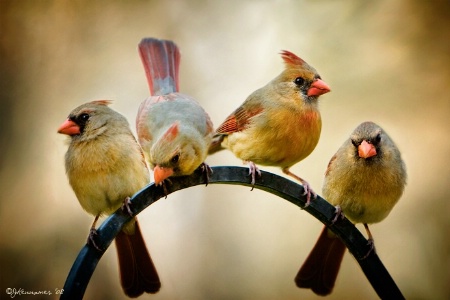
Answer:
xmin=90 ymin=100 xmax=113 ymax=106
xmin=162 ymin=122 xmax=179 ymax=142
xmin=280 ymin=50 xmax=306 ymax=67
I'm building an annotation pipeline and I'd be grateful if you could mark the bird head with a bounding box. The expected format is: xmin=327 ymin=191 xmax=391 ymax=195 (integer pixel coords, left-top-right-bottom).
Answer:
xmin=276 ymin=50 xmax=330 ymax=104
xmin=150 ymin=122 xmax=204 ymax=185
xmin=57 ymin=100 xmax=128 ymax=141
xmin=350 ymin=121 xmax=385 ymax=161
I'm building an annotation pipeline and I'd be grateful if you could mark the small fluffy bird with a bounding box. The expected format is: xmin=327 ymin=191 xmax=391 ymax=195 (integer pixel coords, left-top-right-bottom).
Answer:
xmin=295 ymin=121 xmax=407 ymax=295
xmin=58 ymin=100 xmax=161 ymax=297
xmin=209 ymin=50 xmax=330 ymax=204
xmin=136 ymin=38 xmax=214 ymax=185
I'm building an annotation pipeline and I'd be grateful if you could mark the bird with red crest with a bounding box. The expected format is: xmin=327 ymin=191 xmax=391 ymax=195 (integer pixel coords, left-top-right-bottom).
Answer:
xmin=209 ymin=50 xmax=330 ymax=205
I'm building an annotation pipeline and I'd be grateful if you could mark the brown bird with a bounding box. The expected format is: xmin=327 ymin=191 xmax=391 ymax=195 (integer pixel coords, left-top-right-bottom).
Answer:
xmin=136 ymin=38 xmax=214 ymax=186
xmin=209 ymin=50 xmax=330 ymax=204
xmin=58 ymin=100 xmax=161 ymax=297
xmin=295 ymin=121 xmax=407 ymax=295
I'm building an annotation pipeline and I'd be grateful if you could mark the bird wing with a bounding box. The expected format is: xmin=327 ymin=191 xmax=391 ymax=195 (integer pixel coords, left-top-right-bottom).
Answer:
xmin=215 ymin=102 xmax=263 ymax=135
xmin=137 ymin=94 xmax=212 ymax=144
xmin=136 ymin=96 xmax=169 ymax=146
xmin=324 ymin=153 xmax=338 ymax=177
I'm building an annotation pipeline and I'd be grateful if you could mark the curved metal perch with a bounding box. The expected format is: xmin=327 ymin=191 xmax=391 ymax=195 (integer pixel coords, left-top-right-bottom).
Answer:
xmin=60 ymin=166 xmax=404 ymax=299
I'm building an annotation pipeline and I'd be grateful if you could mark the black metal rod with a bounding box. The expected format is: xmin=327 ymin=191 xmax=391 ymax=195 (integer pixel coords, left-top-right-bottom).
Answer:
xmin=61 ymin=166 xmax=404 ymax=299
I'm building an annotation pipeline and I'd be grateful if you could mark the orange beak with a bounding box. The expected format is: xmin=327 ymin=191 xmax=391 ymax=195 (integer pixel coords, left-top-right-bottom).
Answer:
xmin=153 ymin=165 xmax=174 ymax=185
xmin=358 ymin=140 xmax=377 ymax=158
xmin=307 ymin=79 xmax=331 ymax=97
xmin=57 ymin=119 xmax=80 ymax=136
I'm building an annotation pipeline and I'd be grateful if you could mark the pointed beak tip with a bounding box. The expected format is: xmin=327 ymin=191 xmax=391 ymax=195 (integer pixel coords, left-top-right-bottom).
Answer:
xmin=358 ymin=140 xmax=377 ymax=158
xmin=57 ymin=119 xmax=80 ymax=136
xmin=153 ymin=166 xmax=174 ymax=185
xmin=307 ymin=79 xmax=331 ymax=97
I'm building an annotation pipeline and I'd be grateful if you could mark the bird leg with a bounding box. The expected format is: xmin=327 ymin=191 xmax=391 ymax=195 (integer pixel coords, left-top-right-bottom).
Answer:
xmin=361 ymin=223 xmax=376 ymax=259
xmin=155 ymin=178 xmax=172 ymax=199
xmin=331 ymin=205 xmax=345 ymax=224
xmin=88 ymin=215 xmax=102 ymax=251
xmin=200 ymin=162 xmax=213 ymax=186
xmin=245 ymin=161 xmax=261 ymax=190
xmin=121 ymin=197 xmax=134 ymax=217
xmin=158 ymin=179 xmax=172 ymax=198
xmin=282 ymin=168 xmax=317 ymax=207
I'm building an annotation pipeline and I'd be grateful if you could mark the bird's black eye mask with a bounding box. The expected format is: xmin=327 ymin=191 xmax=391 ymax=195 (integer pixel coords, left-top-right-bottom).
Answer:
xmin=293 ymin=76 xmax=309 ymax=100
xmin=69 ymin=112 xmax=90 ymax=134
xmin=170 ymin=152 xmax=181 ymax=173
xmin=351 ymin=132 xmax=383 ymax=161
xmin=351 ymin=132 xmax=382 ymax=147
xmin=294 ymin=75 xmax=322 ymax=102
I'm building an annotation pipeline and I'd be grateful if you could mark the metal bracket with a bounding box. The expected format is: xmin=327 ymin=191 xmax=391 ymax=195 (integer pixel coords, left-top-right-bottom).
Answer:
xmin=61 ymin=166 xmax=404 ymax=299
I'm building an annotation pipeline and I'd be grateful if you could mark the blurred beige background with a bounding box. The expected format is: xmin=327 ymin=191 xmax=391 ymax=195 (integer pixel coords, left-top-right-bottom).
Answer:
xmin=1 ymin=1 xmax=449 ymax=299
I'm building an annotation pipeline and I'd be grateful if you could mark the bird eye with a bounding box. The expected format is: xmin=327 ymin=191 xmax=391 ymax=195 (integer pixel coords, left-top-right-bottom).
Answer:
xmin=294 ymin=77 xmax=305 ymax=86
xmin=374 ymin=133 xmax=381 ymax=144
xmin=78 ymin=113 xmax=90 ymax=123
xmin=351 ymin=139 xmax=358 ymax=147
xmin=171 ymin=154 xmax=180 ymax=164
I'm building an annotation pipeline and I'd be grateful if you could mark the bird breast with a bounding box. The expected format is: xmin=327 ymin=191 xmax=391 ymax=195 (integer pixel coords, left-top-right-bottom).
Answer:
xmin=224 ymin=106 xmax=321 ymax=167
xmin=66 ymin=134 xmax=149 ymax=216
xmin=323 ymin=160 xmax=405 ymax=224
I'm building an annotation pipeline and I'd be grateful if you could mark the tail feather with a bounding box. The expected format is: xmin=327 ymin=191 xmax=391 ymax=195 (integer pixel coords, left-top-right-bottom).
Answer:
xmin=295 ymin=226 xmax=346 ymax=296
xmin=208 ymin=134 xmax=225 ymax=154
xmin=115 ymin=219 xmax=161 ymax=297
xmin=139 ymin=37 xmax=180 ymax=96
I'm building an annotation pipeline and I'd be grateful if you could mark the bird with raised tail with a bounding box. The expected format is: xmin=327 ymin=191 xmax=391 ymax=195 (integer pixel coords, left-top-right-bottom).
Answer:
xmin=58 ymin=100 xmax=161 ymax=297
xmin=209 ymin=50 xmax=330 ymax=204
xmin=136 ymin=38 xmax=214 ymax=186
xmin=295 ymin=121 xmax=407 ymax=295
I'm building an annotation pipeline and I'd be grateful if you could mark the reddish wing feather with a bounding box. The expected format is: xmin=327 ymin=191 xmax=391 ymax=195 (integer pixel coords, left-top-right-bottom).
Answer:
xmin=136 ymin=99 xmax=152 ymax=143
xmin=204 ymin=113 xmax=215 ymax=137
xmin=325 ymin=154 xmax=337 ymax=176
xmin=216 ymin=105 xmax=263 ymax=134
xmin=215 ymin=114 xmax=238 ymax=134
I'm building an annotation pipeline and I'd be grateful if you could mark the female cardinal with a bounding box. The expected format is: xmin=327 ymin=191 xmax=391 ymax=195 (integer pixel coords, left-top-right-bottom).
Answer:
xmin=58 ymin=100 xmax=160 ymax=297
xmin=136 ymin=38 xmax=214 ymax=185
xmin=295 ymin=121 xmax=407 ymax=295
xmin=209 ymin=50 xmax=330 ymax=204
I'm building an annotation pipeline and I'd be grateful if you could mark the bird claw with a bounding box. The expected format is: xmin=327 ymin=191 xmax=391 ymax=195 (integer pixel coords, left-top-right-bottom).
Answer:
xmin=331 ymin=205 xmax=345 ymax=224
xmin=361 ymin=238 xmax=376 ymax=260
xmin=121 ymin=197 xmax=134 ymax=217
xmin=201 ymin=162 xmax=213 ymax=186
xmin=301 ymin=182 xmax=317 ymax=208
xmin=157 ymin=179 xmax=172 ymax=198
xmin=87 ymin=228 xmax=102 ymax=251
xmin=360 ymin=223 xmax=376 ymax=259
xmin=282 ymin=168 xmax=316 ymax=208
xmin=247 ymin=161 xmax=261 ymax=190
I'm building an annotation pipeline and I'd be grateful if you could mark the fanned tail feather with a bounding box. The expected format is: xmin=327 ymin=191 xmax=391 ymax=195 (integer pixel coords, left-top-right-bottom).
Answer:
xmin=139 ymin=38 xmax=180 ymax=95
